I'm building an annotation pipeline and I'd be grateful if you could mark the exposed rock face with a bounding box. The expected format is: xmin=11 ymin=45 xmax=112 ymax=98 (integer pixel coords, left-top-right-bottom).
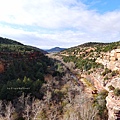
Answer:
xmin=96 ymin=49 xmax=120 ymax=71
xmin=95 ymin=49 xmax=120 ymax=120
xmin=90 ymin=73 xmax=105 ymax=91
xmin=0 ymin=61 xmax=5 ymax=73
xmin=92 ymin=73 xmax=120 ymax=120
xmin=105 ymin=78 xmax=120 ymax=120
xmin=106 ymin=92 xmax=120 ymax=120
xmin=106 ymin=78 xmax=120 ymax=90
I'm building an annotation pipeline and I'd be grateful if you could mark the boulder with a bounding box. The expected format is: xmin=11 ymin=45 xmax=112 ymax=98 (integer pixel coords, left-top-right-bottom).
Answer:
xmin=110 ymin=56 xmax=116 ymax=61
xmin=115 ymin=49 xmax=120 ymax=53
xmin=116 ymin=53 xmax=120 ymax=60
xmin=110 ymin=50 xmax=116 ymax=57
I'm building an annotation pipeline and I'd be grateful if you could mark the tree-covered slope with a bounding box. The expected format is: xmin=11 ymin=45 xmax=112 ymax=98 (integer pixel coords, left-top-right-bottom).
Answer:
xmin=0 ymin=37 xmax=52 ymax=100
xmin=58 ymin=41 xmax=120 ymax=71
xmin=0 ymin=37 xmax=23 ymax=45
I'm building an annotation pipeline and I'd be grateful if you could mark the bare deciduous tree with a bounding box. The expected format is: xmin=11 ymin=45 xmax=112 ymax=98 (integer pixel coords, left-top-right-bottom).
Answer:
xmin=32 ymin=99 xmax=44 ymax=120
xmin=0 ymin=100 xmax=4 ymax=120
xmin=76 ymin=92 xmax=98 ymax=120
xmin=66 ymin=62 xmax=75 ymax=70
xmin=49 ymin=105 xmax=58 ymax=120
xmin=5 ymin=101 xmax=15 ymax=120
xmin=22 ymin=94 xmax=31 ymax=120
xmin=79 ymin=101 xmax=98 ymax=120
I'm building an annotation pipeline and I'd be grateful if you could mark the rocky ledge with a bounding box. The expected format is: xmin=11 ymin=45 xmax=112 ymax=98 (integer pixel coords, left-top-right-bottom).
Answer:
xmin=106 ymin=92 xmax=120 ymax=120
xmin=95 ymin=49 xmax=120 ymax=120
xmin=96 ymin=49 xmax=120 ymax=71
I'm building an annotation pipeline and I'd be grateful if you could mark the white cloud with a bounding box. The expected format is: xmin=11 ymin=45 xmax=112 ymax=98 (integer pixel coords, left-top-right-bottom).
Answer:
xmin=0 ymin=0 xmax=120 ymax=49
xmin=0 ymin=0 xmax=88 ymax=28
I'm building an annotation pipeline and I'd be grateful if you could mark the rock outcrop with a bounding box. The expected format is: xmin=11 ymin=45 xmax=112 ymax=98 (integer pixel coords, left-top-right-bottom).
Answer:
xmin=96 ymin=49 xmax=120 ymax=71
xmin=106 ymin=92 xmax=120 ymax=120
xmin=95 ymin=49 xmax=120 ymax=120
xmin=0 ymin=61 xmax=5 ymax=73
xmin=91 ymin=73 xmax=120 ymax=120
xmin=105 ymin=78 xmax=120 ymax=120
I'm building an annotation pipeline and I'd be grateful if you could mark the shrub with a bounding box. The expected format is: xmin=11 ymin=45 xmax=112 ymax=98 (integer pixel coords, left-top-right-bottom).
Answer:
xmin=111 ymin=70 xmax=119 ymax=76
xmin=108 ymin=85 xmax=115 ymax=91
xmin=102 ymin=68 xmax=111 ymax=76
xmin=104 ymin=76 xmax=109 ymax=81
xmin=95 ymin=90 xmax=108 ymax=119
xmin=114 ymin=88 xmax=120 ymax=96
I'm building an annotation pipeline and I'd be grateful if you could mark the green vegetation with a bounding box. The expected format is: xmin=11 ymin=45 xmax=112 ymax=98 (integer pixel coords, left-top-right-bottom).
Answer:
xmin=0 ymin=44 xmax=38 ymax=53
xmin=0 ymin=77 xmax=43 ymax=100
xmin=101 ymin=42 xmax=120 ymax=52
xmin=61 ymin=41 xmax=120 ymax=72
xmin=104 ymin=76 xmax=109 ymax=81
xmin=102 ymin=69 xmax=119 ymax=82
xmin=0 ymin=38 xmax=53 ymax=101
xmin=0 ymin=37 xmax=23 ymax=45
xmin=76 ymin=58 xmax=102 ymax=71
xmin=102 ymin=68 xmax=111 ymax=76
xmin=111 ymin=70 xmax=119 ymax=76
xmin=94 ymin=90 xmax=108 ymax=120
xmin=60 ymin=41 xmax=119 ymax=71
xmin=108 ymin=85 xmax=115 ymax=91
xmin=1 ymin=38 xmax=120 ymax=120
xmin=94 ymin=41 xmax=120 ymax=53
xmin=114 ymin=88 xmax=120 ymax=96
xmin=63 ymin=55 xmax=103 ymax=71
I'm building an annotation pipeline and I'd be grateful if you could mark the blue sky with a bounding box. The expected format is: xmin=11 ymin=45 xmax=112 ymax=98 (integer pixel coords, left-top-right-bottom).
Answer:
xmin=0 ymin=0 xmax=120 ymax=49
xmin=83 ymin=0 xmax=120 ymax=13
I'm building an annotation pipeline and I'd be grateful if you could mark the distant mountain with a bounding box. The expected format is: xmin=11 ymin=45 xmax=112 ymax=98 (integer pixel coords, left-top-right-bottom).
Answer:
xmin=46 ymin=47 xmax=66 ymax=53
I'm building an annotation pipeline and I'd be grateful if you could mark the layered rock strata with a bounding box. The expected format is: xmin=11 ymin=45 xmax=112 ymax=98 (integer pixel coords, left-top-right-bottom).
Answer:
xmin=95 ymin=49 xmax=120 ymax=120
xmin=96 ymin=49 xmax=120 ymax=71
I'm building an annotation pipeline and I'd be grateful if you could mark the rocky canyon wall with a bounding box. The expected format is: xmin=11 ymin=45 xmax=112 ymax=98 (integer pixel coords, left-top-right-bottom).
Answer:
xmin=95 ymin=49 xmax=120 ymax=120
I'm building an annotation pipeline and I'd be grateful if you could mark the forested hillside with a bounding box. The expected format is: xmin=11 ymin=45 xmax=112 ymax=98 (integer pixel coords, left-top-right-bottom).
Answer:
xmin=0 ymin=37 xmax=53 ymax=101
xmin=0 ymin=37 xmax=23 ymax=45
xmin=60 ymin=41 xmax=120 ymax=71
